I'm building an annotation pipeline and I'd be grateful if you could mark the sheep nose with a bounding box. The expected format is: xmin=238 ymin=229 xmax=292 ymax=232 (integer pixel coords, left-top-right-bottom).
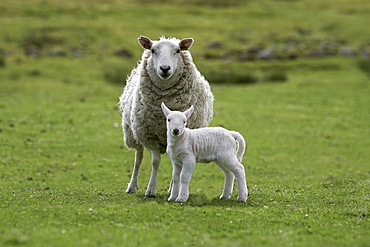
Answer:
xmin=160 ymin=66 xmax=171 ymax=74
xmin=172 ymin=129 xmax=179 ymax=135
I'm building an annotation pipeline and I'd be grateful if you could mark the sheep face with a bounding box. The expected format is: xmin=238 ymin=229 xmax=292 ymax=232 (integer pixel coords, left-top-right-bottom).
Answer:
xmin=138 ymin=36 xmax=193 ymax=82
xmin=161 ymin=102 xmax=194 ymax=137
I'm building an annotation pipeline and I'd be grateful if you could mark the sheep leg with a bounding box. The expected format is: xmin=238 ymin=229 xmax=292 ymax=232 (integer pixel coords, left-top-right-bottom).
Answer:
xmin=168 ymin=162 xmax=181 ymax=201
xmin=145 ymin=150 xmax=161 ymax=197
xmin=216 ymin=162 xmax=235 ymax=200
xmin=126 ymin=147 xmax=144 ymax=193
xmin=168 ymin=180 xmax=173 ymax=194
xmin=176 ymin=158 xmax=195 ymax=202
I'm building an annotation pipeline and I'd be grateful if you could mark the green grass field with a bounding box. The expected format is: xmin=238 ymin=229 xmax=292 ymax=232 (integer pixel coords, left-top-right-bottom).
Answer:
xmin=1 ymin=0 xmax=369 ymax=246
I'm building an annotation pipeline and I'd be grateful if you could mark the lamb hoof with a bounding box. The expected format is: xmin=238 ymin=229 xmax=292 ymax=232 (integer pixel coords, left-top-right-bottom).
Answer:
xmin=126 ymin=186 xmax=137 ymax=194
xmin=237 ymin=197 xmax=247 ymax=203
xmin=219 ymin=195 xmax=231 ymax=200
xmin=145 ymin=189 xmax=156 ymax=198
xmin=237 ymin=191 xmax=248 ymax=202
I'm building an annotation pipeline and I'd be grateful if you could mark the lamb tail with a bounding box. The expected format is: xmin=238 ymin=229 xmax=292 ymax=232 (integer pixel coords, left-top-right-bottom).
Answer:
xmin=230 ymin=131 xmax=246 ymax=162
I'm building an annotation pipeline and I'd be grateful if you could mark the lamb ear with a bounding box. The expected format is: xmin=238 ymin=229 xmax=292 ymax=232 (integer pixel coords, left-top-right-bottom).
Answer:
xmin=179 ymin=38 xmax=194 ymax=50
xmin=184 ymin=105 xmax=194 ymax=119
xmin=138 ymin=36 xmax=152 ymax=49
xmin=161 ymin=102 xmax=171 ymax=117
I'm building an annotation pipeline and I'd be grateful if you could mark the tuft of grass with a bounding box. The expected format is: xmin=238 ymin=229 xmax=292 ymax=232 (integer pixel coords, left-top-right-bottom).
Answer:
xmin=21 ymin=28 xmax=65 ymax=56
xmin=204 ymin=69 xmax=258 ymax=84
xmin=357 ymin=57 xmax=370 ymax=76
xmin=262 ymin=70 xmax=288 ymax=82
xmin=102 ymin=58 xmax=137 ymax=85
xmin=103 ymin=62 xmax=128 ymax=85
xmin=136 ymin=0 xmax=245 ymax=7
xmin=0 ymin=49 xmax=5 ymax=68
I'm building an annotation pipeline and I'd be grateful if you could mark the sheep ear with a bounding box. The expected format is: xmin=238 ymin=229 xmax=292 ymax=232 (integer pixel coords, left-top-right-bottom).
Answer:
xmin=179 ymin=38 xmax=194 ymax=50
xmin=138 ymin=36 xmax=152 ymax=49
xmin=184 ymin=105 xmax=194 ymax=119
xmin=161 ymin=102 xmax=171 ymax=117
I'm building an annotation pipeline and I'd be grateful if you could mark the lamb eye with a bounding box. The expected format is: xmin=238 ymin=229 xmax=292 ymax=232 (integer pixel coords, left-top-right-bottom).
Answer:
xmin=176 ymin=49 xmax=180 ymax=54
xmin=168 ymin=119 xmax=171 ymax=122
xmin=151 ymin=49 xmax=156 ymax=54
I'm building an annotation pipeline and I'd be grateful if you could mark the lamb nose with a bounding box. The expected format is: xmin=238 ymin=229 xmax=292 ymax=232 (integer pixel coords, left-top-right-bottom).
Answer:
xmin=173 ymin=129 xmax=179 ymax=135
xmin=160 ymin=66 xmax=171 ymax=74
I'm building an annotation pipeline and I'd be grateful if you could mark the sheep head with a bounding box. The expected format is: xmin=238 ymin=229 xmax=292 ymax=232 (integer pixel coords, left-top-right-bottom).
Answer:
xmin=138 ymin=36 xmax=194 ymax=83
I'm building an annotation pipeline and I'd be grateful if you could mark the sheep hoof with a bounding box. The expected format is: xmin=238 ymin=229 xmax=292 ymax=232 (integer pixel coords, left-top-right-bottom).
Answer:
xmin=175 ymin=197 xmax=187 ymax=203
xmin=168 ymin=196 xmax=176 ymax=201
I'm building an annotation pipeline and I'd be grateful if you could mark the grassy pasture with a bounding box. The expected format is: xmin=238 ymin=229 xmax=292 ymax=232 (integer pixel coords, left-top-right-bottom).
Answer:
xmin=1 ymin=0 xmax=370 ymax=246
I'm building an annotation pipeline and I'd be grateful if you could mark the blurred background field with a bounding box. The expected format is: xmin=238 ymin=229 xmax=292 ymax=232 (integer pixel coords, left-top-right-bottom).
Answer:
xmin=0 ymin=0 xmax=369 ymax=246
xmin=1 ymin=0 xmax=370 ymax=84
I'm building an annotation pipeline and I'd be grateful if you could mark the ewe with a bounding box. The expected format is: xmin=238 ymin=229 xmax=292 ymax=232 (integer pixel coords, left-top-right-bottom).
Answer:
xmin=119 ymin=36 xmax=214 ymax=197
xmin=161 ymin=103 xmax=248 ymax=203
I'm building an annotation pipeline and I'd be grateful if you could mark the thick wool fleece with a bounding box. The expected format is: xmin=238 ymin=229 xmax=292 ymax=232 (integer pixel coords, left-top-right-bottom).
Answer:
xmin=119 ymin=40 xmax=214 ymax=154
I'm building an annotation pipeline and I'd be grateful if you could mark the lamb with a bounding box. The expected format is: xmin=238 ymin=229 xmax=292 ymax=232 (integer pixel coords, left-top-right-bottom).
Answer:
xmin=161 ymin=102 xmax=248 ymax=203
xmin=119 ymin=36 xmax=214 ymax=197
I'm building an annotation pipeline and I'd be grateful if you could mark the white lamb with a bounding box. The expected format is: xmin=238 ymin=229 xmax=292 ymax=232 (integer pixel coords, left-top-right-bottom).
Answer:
xmin=119 ymin=36 xmax=214 ymax=197
xmin=161 ymin=102 xmax=248 ymax=203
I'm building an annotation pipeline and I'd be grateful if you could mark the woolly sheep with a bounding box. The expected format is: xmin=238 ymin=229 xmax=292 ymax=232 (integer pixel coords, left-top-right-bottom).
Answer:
xmin=119 ymin=36 xmax=214 ymax=197
xmin=161 ymin=103 xmax=248 ymax=203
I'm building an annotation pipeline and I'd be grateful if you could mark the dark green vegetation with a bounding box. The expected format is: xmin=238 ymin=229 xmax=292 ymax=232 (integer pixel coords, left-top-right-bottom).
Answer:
xmin=1 ymin=0 xmax=369 ymax=246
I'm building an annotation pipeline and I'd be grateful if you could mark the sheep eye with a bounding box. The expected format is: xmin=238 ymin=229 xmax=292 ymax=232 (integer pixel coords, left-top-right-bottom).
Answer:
xmin=176 ymin=49 xmax=180 ymax=54
xmin=151 ymin=49 xmax=156 ymax=54
xmin=168 ymin=119 xmax=171 ymax=122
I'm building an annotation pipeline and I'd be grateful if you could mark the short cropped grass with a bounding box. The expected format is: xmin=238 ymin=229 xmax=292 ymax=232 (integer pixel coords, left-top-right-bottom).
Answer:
xmin=1 ymin=57 xmax=369 ymax=246
xmin=1 ymin=0 xmax=369 ymax=246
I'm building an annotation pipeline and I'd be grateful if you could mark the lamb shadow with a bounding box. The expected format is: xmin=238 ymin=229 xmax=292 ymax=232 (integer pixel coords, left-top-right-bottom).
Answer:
xmin=130 ymin=191 xmax=254 ymax=208
xmin=130 ymin=191 xmax=169 ymax=205
xmin=185 ymin=195 xmax=252 ymax=208
xmin=130 ymin=192 xmax=210 ymax=206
